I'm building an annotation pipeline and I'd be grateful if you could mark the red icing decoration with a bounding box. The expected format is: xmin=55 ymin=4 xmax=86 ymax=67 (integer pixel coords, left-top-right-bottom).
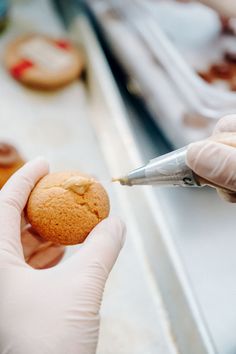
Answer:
xmin=10 ymin=59 xmax=34 ymax=79
xmin=55 ymin=39 xmax=71 ymax=50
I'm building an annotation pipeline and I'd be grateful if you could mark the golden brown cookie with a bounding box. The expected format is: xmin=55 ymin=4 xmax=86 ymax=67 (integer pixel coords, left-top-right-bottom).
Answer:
xmin=4 ymin=34 xmax=84 ymax=90
xmin=0 ymin=142 xmax=25 ymax=188
xmin=26 ymin=172 xmax=110 ymax=245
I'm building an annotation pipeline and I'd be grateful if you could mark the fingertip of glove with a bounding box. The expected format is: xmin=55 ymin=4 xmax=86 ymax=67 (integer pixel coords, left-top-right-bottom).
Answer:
xmin=28 ymin=156 xmax=49 ymax=172
xmin=91 ymin=216 xmax=126 ymax=249
xmin=214 ymin=114 xmax=236 ymax=134
xmin=99 ymin=216 xmax=126 ymax=247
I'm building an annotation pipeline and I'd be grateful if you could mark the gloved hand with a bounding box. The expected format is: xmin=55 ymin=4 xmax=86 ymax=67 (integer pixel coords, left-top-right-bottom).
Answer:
xmin=186 ymin=114 xmax=236 ymax=202
xmin=0 ymin=158 xmax=125 ymax=354
xmin=177 ymin=0 xmax=236 ymax=17
xmin=198 ymin=0 xmax=236 ymax=17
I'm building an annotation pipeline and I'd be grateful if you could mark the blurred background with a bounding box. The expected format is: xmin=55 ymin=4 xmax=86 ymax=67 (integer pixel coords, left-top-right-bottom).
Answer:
xmin=87 ymin=0 xmax=236 ymax=148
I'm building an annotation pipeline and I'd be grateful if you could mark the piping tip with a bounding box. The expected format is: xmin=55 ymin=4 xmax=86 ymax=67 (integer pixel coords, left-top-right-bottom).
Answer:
xmin=111 ymin=176 xmax=130 ymax=185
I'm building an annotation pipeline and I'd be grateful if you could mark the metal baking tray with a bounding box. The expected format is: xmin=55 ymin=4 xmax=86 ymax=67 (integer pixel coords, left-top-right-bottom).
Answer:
xmin=68 ymin=8 xmax=216 ymax=354
xmin=0 ymin=1 xmax=223 ymax=353
xmin=74 ymin=11 xmax=236 ymax=354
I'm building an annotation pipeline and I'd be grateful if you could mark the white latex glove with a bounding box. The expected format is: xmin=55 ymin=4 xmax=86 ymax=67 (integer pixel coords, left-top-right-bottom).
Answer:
xmin=178 ymin=0 xmax=236 ymax=17
xmin=198 ymin=0 xmax=236 ymax=17
xmin=0 ymin=158 xmax=125 ymax=354
xmin=186 ymin=114 xmax=236 ymax=202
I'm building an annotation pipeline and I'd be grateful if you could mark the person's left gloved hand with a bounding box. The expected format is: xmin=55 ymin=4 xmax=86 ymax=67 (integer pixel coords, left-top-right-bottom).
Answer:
xmin=0 ymin=158 xmax=125 ymax=354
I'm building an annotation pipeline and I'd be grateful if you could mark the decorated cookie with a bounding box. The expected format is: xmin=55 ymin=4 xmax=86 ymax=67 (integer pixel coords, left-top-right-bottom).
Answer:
xmin=4 ymin=34 xmax=84 ymax=89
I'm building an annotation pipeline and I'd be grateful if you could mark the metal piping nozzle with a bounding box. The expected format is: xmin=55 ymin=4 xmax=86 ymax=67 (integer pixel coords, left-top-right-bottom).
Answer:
xmin=112 ymin=146 xmax=201 ymax=188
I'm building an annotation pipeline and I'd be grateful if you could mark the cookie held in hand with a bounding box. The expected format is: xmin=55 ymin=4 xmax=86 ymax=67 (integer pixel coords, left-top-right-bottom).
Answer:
xmin=26 ymin=172 xmax=110 ymax=245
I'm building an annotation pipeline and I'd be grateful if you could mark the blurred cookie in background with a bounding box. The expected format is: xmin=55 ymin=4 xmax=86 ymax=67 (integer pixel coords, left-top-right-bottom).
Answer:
xmin=0 ymin=142 xmax=25 ymax=188
xmin=4 ymin=34 xmax=85 ymax=90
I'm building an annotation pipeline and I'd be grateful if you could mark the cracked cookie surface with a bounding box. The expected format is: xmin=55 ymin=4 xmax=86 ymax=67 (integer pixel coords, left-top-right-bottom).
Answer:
xmin=26 ymin=172 xmax=110 ymax=245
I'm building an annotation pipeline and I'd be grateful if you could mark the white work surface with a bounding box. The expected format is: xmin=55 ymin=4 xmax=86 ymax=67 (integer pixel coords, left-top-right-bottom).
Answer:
xmin=0 ymin=1 xmax=177 ymax=354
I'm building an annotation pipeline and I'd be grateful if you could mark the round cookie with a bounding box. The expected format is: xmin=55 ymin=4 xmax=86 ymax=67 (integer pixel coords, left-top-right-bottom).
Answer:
xmin=26 ymin=172 xmax=110 ymax=245
xmin=4 ymin=34 xmax=84 ymax=90
xmin=0 ymin=142 xmax=25 ymax=188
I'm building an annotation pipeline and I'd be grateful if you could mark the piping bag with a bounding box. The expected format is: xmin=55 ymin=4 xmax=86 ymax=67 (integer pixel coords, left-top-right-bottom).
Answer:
xmin=112 ymin=132 xmax=236 ymax=192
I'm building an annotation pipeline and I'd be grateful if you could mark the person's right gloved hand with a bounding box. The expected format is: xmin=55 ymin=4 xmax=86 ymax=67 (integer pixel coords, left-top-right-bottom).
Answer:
xmin=186 ymin=115 xmax=236 ymax=202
